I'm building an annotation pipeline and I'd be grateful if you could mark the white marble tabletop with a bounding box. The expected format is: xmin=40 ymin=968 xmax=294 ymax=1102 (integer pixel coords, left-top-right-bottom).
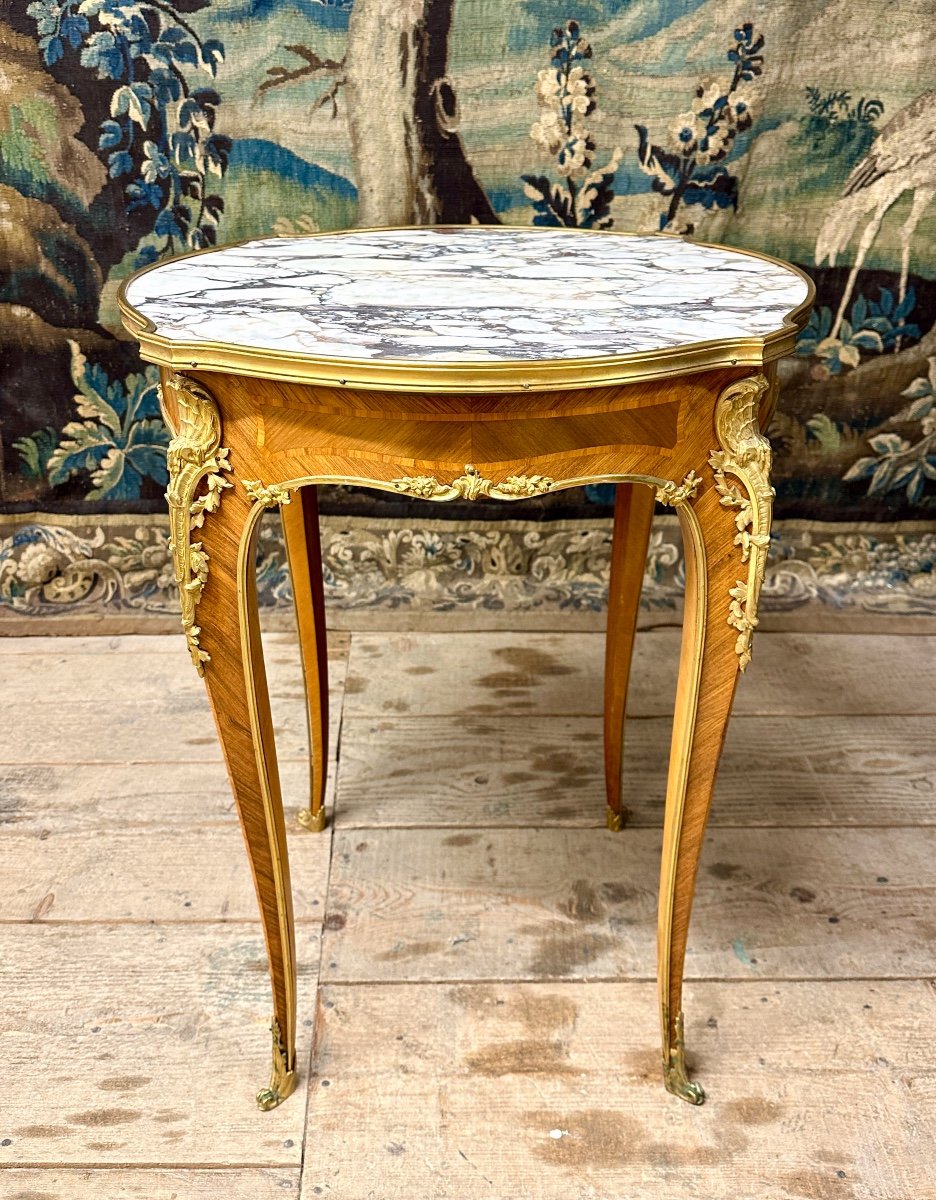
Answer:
xmin=122 ymin=227 xmax=810 ymax=366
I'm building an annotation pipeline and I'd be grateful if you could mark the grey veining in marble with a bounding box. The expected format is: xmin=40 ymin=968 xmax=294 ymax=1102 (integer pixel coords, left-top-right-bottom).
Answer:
xmin=124 ymin=228 xmax=810 ymax=364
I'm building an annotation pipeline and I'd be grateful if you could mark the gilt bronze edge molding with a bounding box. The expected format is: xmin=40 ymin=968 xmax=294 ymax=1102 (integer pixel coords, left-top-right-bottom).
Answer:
xmin=237 ymin=467 xmax=707 ymax=507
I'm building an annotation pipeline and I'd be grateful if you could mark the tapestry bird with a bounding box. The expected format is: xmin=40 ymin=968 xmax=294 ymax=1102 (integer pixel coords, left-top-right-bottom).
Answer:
xmin=815 ymin=89 xmax=936 ymax=339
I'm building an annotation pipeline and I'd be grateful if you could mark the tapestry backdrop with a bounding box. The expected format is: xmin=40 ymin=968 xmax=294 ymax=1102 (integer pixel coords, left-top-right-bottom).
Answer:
xmin=2 ymin=0 xmax=935 ymax=619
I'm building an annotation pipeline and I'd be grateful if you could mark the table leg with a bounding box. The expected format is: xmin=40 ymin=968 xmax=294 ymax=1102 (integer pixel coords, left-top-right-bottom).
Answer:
xmin=282 ymin=485 xmax=330 ymax=833
xmin=604 ymin=482 xmax=655 ymax=831
xmin=657 ymin=373 xmax=773 ymax=1104
xmin=198 ymin=499 xmax=299 ymax=1109
xmin=160 ymin=370 xmax=300 ymax=1110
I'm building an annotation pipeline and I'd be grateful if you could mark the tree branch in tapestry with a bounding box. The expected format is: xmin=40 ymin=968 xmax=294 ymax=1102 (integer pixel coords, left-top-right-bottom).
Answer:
xmin=260 ymin=44 xmax=346 ymax=118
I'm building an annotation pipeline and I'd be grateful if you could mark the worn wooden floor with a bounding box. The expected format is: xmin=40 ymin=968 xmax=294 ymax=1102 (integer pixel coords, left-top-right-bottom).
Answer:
xmin=1 ymin=628 xmax=934 ymax=1199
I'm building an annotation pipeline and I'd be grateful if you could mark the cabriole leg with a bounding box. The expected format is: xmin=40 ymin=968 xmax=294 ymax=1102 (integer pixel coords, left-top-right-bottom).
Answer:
xmin=657 ymin=374 xmax=773 ymax=1104
xmin=160 ymin=372 xmax=300 ymax=1110
xmin=217 ymin=502 xmax=298 ymax=1110
xmin=603 ymin=482 xmax=655 ymax=831
xmin=282 ymin=485 xmax=330 ymax=833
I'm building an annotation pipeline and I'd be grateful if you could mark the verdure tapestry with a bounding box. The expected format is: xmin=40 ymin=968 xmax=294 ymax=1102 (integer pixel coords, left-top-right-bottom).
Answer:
xmin=2 ymin=0 xmax=935 ymax=621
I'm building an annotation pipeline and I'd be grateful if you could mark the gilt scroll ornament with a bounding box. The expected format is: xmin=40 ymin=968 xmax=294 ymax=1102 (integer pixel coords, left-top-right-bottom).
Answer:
xmin=162 ymin=373 xmax=232 ymax=675
xmin=655 ymin=471 xmax=702 ymax=508
xmin=243 ymin=479 xmax=295 ymax=508
xmin=391 ymin=463 xmax=554 ymax=501
xmin=709 ymin=373 xmax=774 ymax=672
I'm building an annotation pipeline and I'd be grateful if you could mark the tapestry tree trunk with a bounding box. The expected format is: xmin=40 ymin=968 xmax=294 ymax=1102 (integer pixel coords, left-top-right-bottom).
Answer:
xmin=344 ymin=0 xmax=498 ymax=226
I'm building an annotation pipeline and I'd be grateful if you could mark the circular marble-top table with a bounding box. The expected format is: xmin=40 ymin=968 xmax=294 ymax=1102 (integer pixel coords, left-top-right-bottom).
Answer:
xmin=119 ymin=226 xmax=812 ymax=1114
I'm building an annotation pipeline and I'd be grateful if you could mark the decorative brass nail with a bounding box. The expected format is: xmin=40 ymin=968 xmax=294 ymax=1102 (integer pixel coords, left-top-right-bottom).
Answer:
xmin=162 ymin=373 xmax=232 ymax=675
xmin=709 ymin=373 xmax=774 ymax=672
xmin=391 ymin=463 xmax=553 ymax=502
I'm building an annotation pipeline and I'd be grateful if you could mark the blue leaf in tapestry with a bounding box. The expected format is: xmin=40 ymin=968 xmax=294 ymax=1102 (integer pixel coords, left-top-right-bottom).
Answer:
xmin=26 ymin=0 xmax=229 ymax=264
xmin=46 ymin=342 xmax=167 ymax=501
xmin=796 ymin=286 xmax=921 ymax=375
xmin=843 ymin=358 xmax=936 ymax=504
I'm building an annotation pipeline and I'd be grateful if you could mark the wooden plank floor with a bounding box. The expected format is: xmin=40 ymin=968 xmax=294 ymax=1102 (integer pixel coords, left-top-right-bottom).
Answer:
xmin=1 ymin=629 xmax=934 ymax=1198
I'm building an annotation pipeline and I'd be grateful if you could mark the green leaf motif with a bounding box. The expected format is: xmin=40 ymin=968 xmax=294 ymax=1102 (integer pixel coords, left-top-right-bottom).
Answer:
xmin=67 ymin=340 xmax=121 ymax=434
xmin=13 ymin=428 xmax=58 ymax=480
xmin=45 ymin=341 xmax=166 ymax=499
xmin=47 ymin=420 xmax=114 ymax=486
xmin=805 ymin=414 xmax=842 ymax=452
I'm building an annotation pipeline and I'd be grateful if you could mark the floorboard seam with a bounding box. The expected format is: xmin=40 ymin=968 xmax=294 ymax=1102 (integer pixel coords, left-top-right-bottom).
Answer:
xmin=0 ymin=1163 xmax=299 ymax=1171
xmin=327 ymin=821 xmax=936 ymax=831
xmin=316 ymin=975 xmax=935 ymax=987
xmin=298 ymin=693 xmax=346 ymax=1194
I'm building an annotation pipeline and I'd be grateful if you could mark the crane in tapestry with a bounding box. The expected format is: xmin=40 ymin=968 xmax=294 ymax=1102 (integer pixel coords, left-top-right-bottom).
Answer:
xmin=1 ymin=0 xmax=935 ymax=608
xmin=782 ymin=83 xmax=936 ymax=513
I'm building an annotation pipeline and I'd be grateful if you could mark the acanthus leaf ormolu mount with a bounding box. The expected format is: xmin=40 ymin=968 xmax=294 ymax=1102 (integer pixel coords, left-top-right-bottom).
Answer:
xmin=160 ymin=373 xmax=233 ymax=675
